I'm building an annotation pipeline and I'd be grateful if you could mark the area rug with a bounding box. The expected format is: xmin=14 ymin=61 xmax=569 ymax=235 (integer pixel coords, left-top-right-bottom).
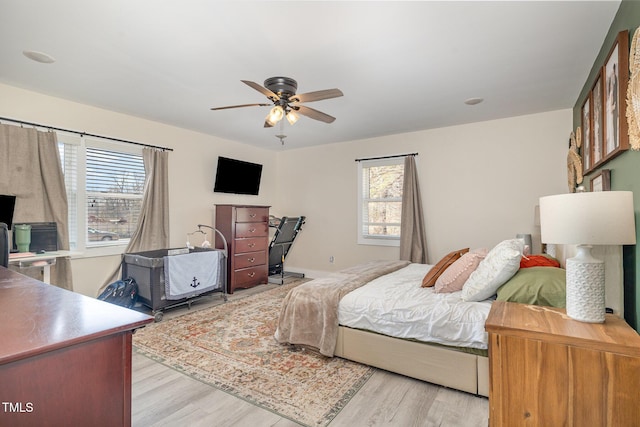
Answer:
xmin=133 ymin=280 xmax=375 ymax=427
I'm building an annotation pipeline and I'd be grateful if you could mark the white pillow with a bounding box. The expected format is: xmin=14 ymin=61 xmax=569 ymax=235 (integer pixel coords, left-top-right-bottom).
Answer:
xmin=461 ymin=239 xmax=524 ymax=302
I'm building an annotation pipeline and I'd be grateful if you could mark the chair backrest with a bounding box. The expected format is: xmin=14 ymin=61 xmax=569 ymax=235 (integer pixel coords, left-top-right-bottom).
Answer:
xmin=0 ymin=222 xmax=8 ymax=268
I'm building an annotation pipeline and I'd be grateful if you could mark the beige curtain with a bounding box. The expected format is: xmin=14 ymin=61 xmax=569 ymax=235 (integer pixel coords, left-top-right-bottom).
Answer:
xmin=0 ymin=124 xmax=73 ymax=289
xmin=399 ymin=155 xmax=428 ymax=264
xmin=99 ymin=147 xmax=170 ymax=293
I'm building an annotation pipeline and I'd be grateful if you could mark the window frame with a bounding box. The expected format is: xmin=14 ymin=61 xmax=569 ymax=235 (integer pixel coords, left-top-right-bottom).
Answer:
xmin=57 ymin=132 xmax=144 ymax=256
xmin=357 ymin=157 xmax=404 ymax=247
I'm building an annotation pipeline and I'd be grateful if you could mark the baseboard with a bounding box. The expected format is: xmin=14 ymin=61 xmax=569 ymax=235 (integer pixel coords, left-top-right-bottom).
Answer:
xmin=280 ymin=266 xmax=330 ymax=280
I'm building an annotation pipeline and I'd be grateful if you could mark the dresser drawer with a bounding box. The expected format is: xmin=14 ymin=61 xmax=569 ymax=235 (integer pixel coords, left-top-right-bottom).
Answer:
xmin=235 ymin=222 xmax=268 ymax=238
xmin=236 ymin=207 xmax=269 ymax=223
xmin=232 ymin=266 xmax=268 ymax=287
xmin=234 ymin=237 xmax=268 ymax=253
xmin=234 ymin=250 xmax=266 ymax=269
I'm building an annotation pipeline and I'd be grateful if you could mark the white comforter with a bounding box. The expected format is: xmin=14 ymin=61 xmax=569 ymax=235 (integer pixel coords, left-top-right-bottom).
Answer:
xmin=337 ymin=263 xmax=493 ymax=350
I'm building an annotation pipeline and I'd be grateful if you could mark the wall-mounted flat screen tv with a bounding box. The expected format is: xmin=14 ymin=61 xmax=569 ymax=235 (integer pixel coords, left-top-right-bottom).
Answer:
xmin=214 ymin=156 xmax=262 ymax=195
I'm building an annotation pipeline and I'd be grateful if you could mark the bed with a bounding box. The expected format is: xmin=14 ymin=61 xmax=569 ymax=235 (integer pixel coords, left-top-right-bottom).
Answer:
xmin=275 ymin=239 xmax=568 ymax=397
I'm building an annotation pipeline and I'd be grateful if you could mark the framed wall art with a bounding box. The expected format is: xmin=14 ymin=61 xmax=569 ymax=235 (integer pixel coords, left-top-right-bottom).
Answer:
xmin=591 ymin=71 xmax=604 ymax=167
xmin=603 ymin=30 xmax=630 ymax=160
xmin=591 ymin=169 xmax=611 ymax=192
xmin=581 ymin=94 xmax=592 ymax=173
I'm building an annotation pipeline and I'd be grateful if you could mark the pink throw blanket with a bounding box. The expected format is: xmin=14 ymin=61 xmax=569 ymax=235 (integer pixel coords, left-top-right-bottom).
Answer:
xmin=275 ymin=260 xmax=410 ymax=356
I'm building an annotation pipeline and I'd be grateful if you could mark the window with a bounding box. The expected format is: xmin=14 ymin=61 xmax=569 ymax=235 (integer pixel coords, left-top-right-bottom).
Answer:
xmin=57 ymin=134 xmax=144 ymax=251
xmin=357 ymin=157 xmax=404 ymax=246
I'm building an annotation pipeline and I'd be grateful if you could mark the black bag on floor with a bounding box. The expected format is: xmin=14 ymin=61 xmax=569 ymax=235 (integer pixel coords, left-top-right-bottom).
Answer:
xmin=98 ymin=277 xmax=139 ymax=309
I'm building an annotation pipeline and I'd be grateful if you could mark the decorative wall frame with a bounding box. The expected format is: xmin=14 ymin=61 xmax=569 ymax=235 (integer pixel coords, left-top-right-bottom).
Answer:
xmin=581 ymin=94 xmax=592 ymax=173
xmin=603 ymin=30 xmax=630 ymax=160
xmin=580 ymin=30 xmax=630 ymax=173
xmin=592 ymin=71 xmax=605 ymax=167
xmin=591 ymin=169 xmax=611 ymax=192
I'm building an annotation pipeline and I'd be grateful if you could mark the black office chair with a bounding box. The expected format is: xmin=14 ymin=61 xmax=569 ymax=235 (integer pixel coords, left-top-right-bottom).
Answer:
xmin=0 ymin=222 xmax=9 ymax=268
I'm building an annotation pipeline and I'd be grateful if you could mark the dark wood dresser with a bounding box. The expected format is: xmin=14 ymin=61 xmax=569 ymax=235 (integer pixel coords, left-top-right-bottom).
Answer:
xmin=0 ymin=266 xmax=153 ymax=427
xmin=215 ymin=204 xmax=270 ymax=293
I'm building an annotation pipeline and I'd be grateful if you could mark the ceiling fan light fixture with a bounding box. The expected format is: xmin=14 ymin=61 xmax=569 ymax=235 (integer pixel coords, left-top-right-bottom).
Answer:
xmin=212 ymin=77 xmax=343 ymax=128
xmin=265 ymin=105 xmax=284 ymax=126
xmin=286 ymin=110 xmax=299 ymax=125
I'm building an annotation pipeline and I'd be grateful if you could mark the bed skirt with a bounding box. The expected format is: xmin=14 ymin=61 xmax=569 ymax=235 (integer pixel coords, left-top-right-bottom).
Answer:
xmin=334 ymin=326 xmax=489 ymax=397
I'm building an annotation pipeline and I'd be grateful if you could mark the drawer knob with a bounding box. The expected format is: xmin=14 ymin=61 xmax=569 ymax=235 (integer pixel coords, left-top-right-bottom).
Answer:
xmin=248 ymin=243 xmax=256 ymax=248
xmin=248 ymin=257 xmax=256 ymax=263
xmin=250 ymin=213 xmax=257 ymax=218
xmin=249 ymin=228 xmax=256 ymax=233
xmin=248 ymin=272 xmax=256 ymax=278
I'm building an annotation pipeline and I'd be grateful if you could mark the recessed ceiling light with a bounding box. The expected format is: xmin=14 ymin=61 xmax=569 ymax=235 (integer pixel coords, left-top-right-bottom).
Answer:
xmin=22 ymin=50 xmax=56 ymax=64
xmin=464 ymin=97 xmax=484 ymax=106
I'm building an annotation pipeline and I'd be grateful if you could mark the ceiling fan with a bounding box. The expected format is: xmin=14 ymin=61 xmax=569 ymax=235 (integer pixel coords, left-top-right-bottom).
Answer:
xmin=211 ymin=77 xmax=343 ymax=128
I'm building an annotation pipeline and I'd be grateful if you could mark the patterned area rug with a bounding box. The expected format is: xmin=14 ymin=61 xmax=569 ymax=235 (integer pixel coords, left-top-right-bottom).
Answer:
xmin=133 ymin=280 xmax=375 ymax=427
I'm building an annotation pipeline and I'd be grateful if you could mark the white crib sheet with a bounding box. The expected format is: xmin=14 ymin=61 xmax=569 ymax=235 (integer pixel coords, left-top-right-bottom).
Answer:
xmin=337 ymin=263 xmax=493 ymax=349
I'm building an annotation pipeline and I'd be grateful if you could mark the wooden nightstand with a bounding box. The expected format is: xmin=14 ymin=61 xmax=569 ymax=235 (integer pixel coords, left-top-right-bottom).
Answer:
xmin=485 ymin=301 xmax=640 ymax=426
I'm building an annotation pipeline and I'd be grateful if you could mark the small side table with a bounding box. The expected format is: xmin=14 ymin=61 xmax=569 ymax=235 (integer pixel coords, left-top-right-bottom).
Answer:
xmin=485 ymin=301 xmax=640 ymax=426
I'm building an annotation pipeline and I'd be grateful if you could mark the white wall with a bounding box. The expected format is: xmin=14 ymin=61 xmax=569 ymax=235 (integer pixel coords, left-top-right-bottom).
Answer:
xmin=276 ymin=110 xmax=570 ymax=275
xmin=0 ymin=83 xmax=278 ymax=296
xmin=0 ymin=82 xmax=571 ymax=294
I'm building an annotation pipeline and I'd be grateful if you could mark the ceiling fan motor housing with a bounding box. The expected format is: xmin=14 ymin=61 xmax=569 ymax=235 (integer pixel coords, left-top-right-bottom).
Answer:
xmin=264 ymin=76 xmax=298 ymax=98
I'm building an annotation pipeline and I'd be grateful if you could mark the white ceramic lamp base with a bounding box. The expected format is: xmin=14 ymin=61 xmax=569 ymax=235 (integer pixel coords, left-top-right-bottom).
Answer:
xmin=565 ymin=245 xmax=605 ymax=323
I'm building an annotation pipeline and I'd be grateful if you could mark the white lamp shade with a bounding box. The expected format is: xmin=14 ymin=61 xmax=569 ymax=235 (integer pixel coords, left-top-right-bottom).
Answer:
xmin=539 ymin=191 xmax=636 ymax=245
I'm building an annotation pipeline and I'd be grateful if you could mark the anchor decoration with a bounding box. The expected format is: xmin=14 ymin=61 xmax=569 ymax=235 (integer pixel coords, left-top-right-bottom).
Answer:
xmin=190 ymin=276 xmax=201 ymax=289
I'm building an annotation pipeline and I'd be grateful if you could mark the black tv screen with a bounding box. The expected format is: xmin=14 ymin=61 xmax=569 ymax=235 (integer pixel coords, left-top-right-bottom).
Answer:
xmin=214 ymin=156 xmax=262 ymax=195
xmin=0 ymin=195 xmax=16 ymax=229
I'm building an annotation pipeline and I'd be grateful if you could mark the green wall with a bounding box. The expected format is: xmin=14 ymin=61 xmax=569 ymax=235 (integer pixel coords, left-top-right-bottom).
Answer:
xmin=573 ymin=0 xmax=640 ymax=330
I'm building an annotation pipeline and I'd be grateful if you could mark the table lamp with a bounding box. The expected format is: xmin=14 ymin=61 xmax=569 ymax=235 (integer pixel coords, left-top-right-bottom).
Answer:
xmin=539 ymin=191 xmax=636 ymax=323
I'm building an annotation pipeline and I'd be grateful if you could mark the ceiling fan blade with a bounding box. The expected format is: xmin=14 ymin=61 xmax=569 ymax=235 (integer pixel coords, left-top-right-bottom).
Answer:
xmin=210 ymin=103 xmax=270 ymax=110
xmin=294 ymin=105 xmax=336 ymax=123
xmin=241 ymin=80 xmax=280 ymax=101
xmin=289 ymin=88 xmax=343 ymax=103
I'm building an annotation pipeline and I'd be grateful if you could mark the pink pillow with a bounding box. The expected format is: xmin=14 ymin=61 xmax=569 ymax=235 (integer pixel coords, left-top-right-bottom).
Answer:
xmin=434 ymin=248 xmax=489 ymax=293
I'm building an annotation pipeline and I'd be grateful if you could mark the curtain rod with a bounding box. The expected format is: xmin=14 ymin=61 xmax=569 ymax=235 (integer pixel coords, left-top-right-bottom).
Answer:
xmin=355 ymin=152 xmax=418 ymax=162
xmin=0 ymin=116 xmax=173 ymax=152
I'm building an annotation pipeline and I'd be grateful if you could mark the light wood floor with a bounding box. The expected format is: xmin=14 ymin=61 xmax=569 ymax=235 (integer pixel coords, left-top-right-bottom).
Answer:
xmin=131 ymin=283 xmax=489 ymax=427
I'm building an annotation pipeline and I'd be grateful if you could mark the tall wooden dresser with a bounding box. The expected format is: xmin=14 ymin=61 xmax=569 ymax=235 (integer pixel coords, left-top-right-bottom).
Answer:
xmin=486 ymin=301 xmax=640 ymax=426
xmin=215 ymin=204 xmax=270 ymax=294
